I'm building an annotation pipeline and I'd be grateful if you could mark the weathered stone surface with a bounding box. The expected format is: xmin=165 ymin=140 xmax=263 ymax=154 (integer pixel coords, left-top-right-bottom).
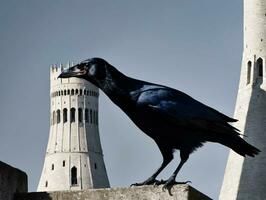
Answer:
xmin=219 ymin=0 xmax=266 ymax=199
xmin=38 ymin=66 xmax=109 ymax=192
xmin=0 ymin=161 xmax=27 ymax=200
xmin=15 ymin=185 xmax=212 ymax=200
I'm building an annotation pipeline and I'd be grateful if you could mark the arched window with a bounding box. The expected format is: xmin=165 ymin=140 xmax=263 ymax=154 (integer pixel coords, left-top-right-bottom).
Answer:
xmin=80 ymin=89 xmax=82 ymax=96
xmin=70 ymin=108 xmax=75 ymax=123
xmin=63 ymin=108 xmax=67 ymax=123
xmin=58 ymin=91 xmax=60 ymax=96
xmin=257 ymin=58 xmax=263 ymax=77
xmin=90 ymin=109 xmax=93 ymax=124
xmin=45 ymin=181 xmax=48 ymax=187
xmin=61 ymin=90 xmax=63 ymax=96
xmin=93 ymin=111 xmax=96 ymax=124
xmin=52 ymin=111 xmax=56 ymax=125
xmin=71 ymin=166 xmax=77 ymax=185
xmin=84 ymin=89 xmax=86 ymax=95
xmin=63 ymin=160 xmax=65 ymax=167
xmin=96 ymin=112 xmax=98 ymax=125
xmin=75 ymin=89 xmax=79 ymax=95
xmin=247 ymin=61 xmax=252 ymax=84
xmin=78 ymin=108 xmax=83 ymax=122
xmin=64 ymin=90 xmax=66 ymax=96
xmin=56 ymin=109 xmax=60 ymax=123
xmin=71 ymin=89 xmax=74 ymax=95
xmin=85 ymin=109 xmax=89 ymax=122
xmin=51 ymin=164 xmax=54 ymax=170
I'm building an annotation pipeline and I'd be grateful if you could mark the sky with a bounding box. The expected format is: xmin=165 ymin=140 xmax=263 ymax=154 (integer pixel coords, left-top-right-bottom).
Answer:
xmin=0 ymin=0 xmax=243 ymax=199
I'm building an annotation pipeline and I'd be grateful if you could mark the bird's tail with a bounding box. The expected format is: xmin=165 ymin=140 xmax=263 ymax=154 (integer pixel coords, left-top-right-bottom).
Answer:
xmin=226 ymin=136 xmax=260 ymax=157
xmin=207 ymin=122 xmax=260 ymax=157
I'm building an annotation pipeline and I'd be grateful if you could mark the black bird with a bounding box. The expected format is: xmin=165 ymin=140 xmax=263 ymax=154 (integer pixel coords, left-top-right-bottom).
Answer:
xmin=59 ymin=57 xmax=260 ymax=189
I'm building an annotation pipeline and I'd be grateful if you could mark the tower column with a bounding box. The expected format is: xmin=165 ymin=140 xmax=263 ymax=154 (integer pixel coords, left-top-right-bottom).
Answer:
xmin=220 ymin=0 xmax=266 ymax=199
xmin=37 ymin=64 xmax=109 ymax=192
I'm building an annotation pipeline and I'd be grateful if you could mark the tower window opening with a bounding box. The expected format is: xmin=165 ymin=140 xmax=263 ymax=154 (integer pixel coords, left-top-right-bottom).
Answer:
xmin=78 ymin=108 xmax=83 ymax=122
xmin=90 ymin=109 xmax=93 ymax=123
xmin=84 ymin=89 xmax=86 ymax=95
xmin=63 ymin=160 xmax=65 ymax=167
xmin=63 ymin=108 xmax=67 ymax=123
xmin=67 ymin=89 xmax=70 ymax=95
xmin=96 ymin=112 xmax=98 ymax=125
xmin=61 ymin=90 xmax=63 ymax=95
xmin=94 ymin=163 xmax=97 ymax=169
xmin=75 ymin=89 xmax=79 ymax=95
xmin=52 ymin=111 xmax=56 ymax=125
xmin=56 ymin=109 xmax=61 ymax=123
xmin=247 ymin=61 xmax=252 ymax=84
xmin=85 ymin=109 xmax=89 ymax=122
xmin=64 ymin=90 xmax=66 ymax=96
xmin=71 ymin=89 xmax=74 ymax=95
xmin=257 ymin=58 xmax=263 ymax=77
xmin=45 ymin=181 xmax=48 ymax=187
xmin=80 ymin=89 xmax=82 ymax=95
xmin=58 ymin=91 xmax=60 ymax=96
xmin=51 ymin=164 xmax=54 ymax=170
xmin=93 ymin=111 xmax=96 ymax=124
xmin=71 ymin=166 xmax=78 ymax=185
xmin=70 ymin=108 xmax=76 ymax=123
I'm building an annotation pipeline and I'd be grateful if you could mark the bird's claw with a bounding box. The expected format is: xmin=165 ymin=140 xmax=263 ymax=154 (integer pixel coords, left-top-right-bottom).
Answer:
xmin=153 ymin=179 xmax=165 ymax=186
xmin=162 ymin=178 xmax=191 ymax=192
xmin=131 ymin=178 xmax=162 ymax=187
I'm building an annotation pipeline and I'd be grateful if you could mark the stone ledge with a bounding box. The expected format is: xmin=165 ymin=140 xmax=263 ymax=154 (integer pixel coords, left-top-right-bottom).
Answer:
xmin=0 ymin=161 xmax=28 ymax=200
xmin=15 ymin=185 xmax=212 ymax=200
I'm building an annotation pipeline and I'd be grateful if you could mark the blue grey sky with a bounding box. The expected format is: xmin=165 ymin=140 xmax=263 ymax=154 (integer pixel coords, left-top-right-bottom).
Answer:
xmin=0 ymin=0 xmax=242 ymax=199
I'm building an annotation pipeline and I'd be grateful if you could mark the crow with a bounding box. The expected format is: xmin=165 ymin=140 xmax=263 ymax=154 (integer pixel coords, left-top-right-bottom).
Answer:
xmin=58 ymin=57 xmax=260 ymax=190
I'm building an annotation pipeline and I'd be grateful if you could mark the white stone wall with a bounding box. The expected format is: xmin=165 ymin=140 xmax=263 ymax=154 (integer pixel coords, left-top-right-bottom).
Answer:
xmin=37 ymin=65 xmax=109 ymax=192
xmin=220 ymin=0 xmax=266 ymax=199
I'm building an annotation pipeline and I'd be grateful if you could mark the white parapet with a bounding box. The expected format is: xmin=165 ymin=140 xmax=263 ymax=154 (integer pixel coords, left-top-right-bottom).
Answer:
xmin=37 ymin=64 xmax=109 ymax=192
xmin=219 ymin=0 xmax=266 ymax=199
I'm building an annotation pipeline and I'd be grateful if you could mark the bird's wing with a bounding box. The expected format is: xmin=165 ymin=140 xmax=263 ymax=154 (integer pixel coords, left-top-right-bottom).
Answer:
xmin=135 ymin=85 xmax=239 ymax=134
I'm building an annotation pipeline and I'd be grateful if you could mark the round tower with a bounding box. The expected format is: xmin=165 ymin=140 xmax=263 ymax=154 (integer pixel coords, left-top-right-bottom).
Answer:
xmin=220 ymin=0 xmax=266 ymax=199
xmin=37 ymin=63 xmax=110 ymax=191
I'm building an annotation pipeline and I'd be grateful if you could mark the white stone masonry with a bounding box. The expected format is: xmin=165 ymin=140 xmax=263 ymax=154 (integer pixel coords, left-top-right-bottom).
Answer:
xmin=220 ymin=0 xmax=266 ymax=199
xmin=37 ymin=64 xmax=109 ymax=192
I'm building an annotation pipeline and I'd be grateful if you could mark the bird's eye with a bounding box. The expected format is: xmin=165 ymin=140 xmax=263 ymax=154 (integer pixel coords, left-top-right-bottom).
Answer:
xmin=88 ymin=64 xmax=106 ymax=80
xmin=89 ymin=65 xmax=96 ymax=76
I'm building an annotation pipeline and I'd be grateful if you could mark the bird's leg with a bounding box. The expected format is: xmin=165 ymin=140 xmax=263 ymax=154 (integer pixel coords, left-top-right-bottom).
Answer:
xmin=131 ymin=147 xmax=173 ymax=186
xmin=162 ymin=151 xmax=189 ymax=191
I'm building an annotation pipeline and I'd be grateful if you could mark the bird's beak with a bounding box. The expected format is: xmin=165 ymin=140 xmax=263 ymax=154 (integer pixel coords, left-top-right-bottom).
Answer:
xmin=58 ymin=65 xmax=87 ymax=79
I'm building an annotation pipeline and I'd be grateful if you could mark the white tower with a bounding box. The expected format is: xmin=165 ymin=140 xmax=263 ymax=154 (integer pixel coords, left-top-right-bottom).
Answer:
xmin=220 ymin=1 xmax=266 ymax=199
xmin=37 ymin=64 xmax=110 ymax=191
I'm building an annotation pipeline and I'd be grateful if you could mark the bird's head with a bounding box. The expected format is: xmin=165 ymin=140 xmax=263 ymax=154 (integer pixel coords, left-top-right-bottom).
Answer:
xmin=58 ymin=57 xmax=108 ymax=87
